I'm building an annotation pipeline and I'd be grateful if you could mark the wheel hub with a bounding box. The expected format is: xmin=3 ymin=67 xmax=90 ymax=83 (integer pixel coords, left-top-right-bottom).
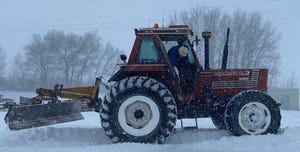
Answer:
xmin=125 ymin=100 xmax=153 ymax=129
xmin=134 ymin=109 xmax=144 ymax=119
xmin=238 ymin=102 xmax=271 ymax=134
xmin=118 ymin=95 xmax=160 ymax=136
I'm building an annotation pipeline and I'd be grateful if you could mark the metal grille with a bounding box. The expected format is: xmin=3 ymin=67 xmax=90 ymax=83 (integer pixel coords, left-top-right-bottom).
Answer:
xmin=212 ymin=69 xmax=260 ymax=89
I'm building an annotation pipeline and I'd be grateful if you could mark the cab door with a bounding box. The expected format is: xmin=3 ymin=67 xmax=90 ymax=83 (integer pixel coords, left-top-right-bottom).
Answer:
xmin=162 ymin=38 xmax=201 ymax=95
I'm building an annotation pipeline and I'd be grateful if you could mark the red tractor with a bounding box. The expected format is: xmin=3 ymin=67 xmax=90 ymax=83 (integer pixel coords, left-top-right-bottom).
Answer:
xmin=4 ymin=24 xmax=281 ymax=144
xmin=99 ymin=25 xmax=281 ymax=143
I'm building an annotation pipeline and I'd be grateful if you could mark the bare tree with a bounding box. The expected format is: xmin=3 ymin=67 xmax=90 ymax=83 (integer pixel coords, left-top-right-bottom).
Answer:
xmin=0 ymin=46 xmax=7 ymax=89
xmin=93 ymin=42 xmax=124 ymax=81
xmin=36 ymin=30 xmax=103 ymax=86
xmin=74 ymin=31 xmax=102 ymax=85
xmin=0 ymin=46 xmax=6 ymax=77
xmin=9 ymin=53 xmax=38 ymax=90
xmin=169 ymin=7 xmax=281 ymax=86
xmin=280 ymin=71 xmax=298 ymax=89
xmin=9 ymin=30 xmax=128 ymax=90
xmin=43 ymin=30 xmax=79 ymax=86
xmin=101 ymin=42 xmax=118 ymax=75
xmin=24 ymin=34 xmax=57 ymax=87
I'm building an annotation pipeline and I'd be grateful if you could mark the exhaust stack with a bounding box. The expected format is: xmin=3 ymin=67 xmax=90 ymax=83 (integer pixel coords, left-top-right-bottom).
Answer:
xmin=202 ymin=31 xmax=212 ymax=70
xmin=222 ymin=28 xmax=230 ymax=69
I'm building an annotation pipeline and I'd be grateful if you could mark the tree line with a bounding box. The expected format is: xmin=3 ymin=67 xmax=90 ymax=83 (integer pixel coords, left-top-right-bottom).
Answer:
xmin=169 ymin=7 xmax=281 ymax=87
xmin=0 ymin=7 xmax=294 ymax=90
xmin=0 ymin=31 xmax=124 ymax=90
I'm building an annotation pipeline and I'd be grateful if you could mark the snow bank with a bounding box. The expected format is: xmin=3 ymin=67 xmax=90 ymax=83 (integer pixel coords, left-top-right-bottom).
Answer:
xmin=0 ymin=110 xmax=300 ymax=152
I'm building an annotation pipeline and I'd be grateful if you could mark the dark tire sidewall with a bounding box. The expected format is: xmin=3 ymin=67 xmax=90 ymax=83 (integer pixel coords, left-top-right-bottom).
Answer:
xmin=225 ymin=90 xmax=281 ymax=136
xmin=209 ymin=97 xmax=228 ymax=129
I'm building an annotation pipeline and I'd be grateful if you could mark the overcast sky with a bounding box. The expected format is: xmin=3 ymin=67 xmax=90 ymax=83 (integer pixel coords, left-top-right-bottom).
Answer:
xmin=0 ymin=0 xmax=299 ymax=87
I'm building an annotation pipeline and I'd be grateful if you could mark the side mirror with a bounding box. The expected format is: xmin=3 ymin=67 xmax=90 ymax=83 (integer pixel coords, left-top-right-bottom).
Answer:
xmin=120 ymin=54 xmax=127 ymax=63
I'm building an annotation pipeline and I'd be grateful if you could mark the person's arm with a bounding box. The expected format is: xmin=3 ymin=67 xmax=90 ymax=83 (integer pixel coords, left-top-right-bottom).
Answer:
xmin=168 ymin=46 xmax=178 ymax=66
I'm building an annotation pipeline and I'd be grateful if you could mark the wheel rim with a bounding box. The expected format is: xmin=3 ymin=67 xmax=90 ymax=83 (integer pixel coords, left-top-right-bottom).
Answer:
xmin=238 ymin=102 xmax=271 ymax=135
xmin=118 ymin=95 xmax=160 ymax=136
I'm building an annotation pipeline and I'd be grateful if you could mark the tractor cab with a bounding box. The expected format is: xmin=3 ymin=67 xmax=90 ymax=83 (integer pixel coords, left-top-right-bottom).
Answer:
xmin=111 ymin=24 xmax=202 ymax=100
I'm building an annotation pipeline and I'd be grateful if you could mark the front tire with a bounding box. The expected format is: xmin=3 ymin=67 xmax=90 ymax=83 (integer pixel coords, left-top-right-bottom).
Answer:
xmin=100 ymin=76 xmax=177 ymax=144
xmin=225 ymin=90 xmax=281 ymax=136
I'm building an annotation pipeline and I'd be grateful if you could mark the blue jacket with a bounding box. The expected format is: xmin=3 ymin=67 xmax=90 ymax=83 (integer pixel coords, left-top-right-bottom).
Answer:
xmin=168 ymin=45 xmax=188 ymax=67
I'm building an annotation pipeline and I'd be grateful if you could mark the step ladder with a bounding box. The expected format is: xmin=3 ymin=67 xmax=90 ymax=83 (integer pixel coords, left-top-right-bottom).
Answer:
xmin=180 ymin=118 xmax=199 ymax=130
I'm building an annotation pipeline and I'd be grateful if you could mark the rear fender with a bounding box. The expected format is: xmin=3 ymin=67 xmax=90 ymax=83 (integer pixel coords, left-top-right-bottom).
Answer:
xmin=108 ymin=70 xmax=181 ymax=103
xmin=108 ymin=67 xmax=126 ymax=82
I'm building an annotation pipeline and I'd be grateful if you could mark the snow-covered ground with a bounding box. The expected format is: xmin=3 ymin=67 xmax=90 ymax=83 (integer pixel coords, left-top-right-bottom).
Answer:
xmin=1 ymin=91 xmax=300 ymax=152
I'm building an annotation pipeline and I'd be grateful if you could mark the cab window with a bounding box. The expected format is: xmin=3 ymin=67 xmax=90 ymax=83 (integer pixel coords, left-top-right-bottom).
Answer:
xmin=162 ymin=39 xmax=195 ymax=64
xmin=136 ymin=38 xmax=160 ymax=64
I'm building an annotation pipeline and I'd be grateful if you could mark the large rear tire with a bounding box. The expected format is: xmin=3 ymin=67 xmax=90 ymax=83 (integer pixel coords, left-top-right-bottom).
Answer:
xmin=225 ymin=90 xmax=281 ymax=136
xmin=100 ymin=76 xmax=177 ymax=144
xmin=211 ymin=114 xmax=226 ymax=129
xmin=210 ymin=98 xmax=227 ymax=129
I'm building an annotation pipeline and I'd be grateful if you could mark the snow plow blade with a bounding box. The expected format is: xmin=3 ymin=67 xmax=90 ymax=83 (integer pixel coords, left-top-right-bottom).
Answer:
xmin=4 ymin=101 xmax=83 ymax=130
